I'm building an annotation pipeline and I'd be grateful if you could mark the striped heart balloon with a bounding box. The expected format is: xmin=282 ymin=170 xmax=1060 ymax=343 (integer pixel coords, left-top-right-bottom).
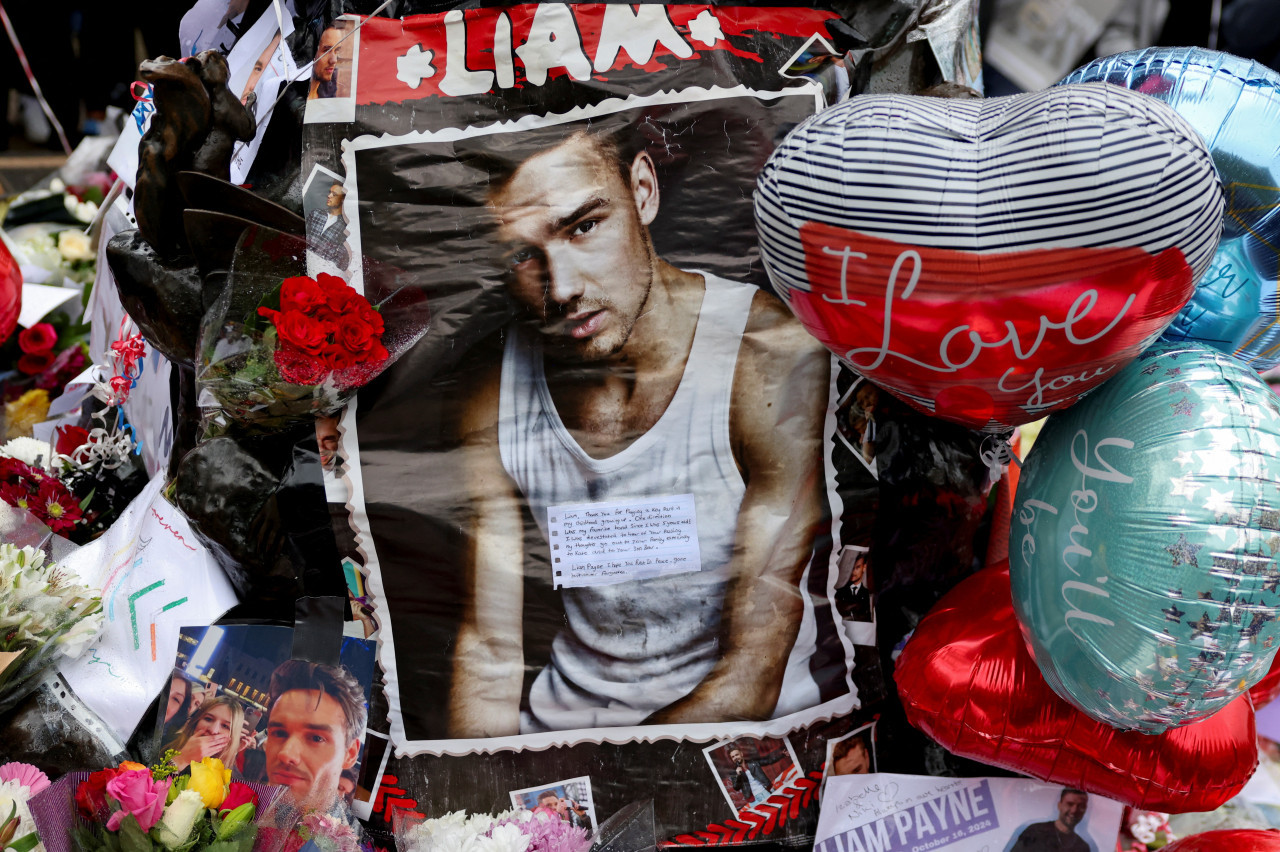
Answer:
xmin=755 ymin=83 xmax=1223 ymax=432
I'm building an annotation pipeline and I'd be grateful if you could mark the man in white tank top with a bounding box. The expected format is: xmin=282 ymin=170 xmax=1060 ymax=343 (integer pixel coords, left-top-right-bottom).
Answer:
xmin=449 ymin=123 xmax=831 ymax=737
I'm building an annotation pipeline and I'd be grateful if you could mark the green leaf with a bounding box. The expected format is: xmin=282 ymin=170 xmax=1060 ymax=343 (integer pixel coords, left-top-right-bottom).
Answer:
xmin=116 ymin=815 xmax=152 ymax=852
xmin=79 ymin=486 xmax=97 ymax=512
xmin=244 ymin=282 xmax=284 ymax=335
xmin=10 ymin=831 xmax=41 ymax=852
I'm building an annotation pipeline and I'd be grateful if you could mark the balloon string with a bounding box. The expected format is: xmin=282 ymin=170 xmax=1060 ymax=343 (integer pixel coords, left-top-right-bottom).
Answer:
xmin=980 ymin=434 xmax=1020 ymax=486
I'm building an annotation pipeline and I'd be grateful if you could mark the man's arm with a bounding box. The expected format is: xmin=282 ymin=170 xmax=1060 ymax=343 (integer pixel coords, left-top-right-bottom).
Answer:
xmin=448 ymin=364 xmax=526 ymax=738
xmin=649 ymin=293 xmax=829 ymax=723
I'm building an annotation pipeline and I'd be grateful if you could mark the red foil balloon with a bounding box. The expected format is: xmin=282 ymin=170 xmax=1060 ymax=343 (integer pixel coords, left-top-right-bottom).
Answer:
xmin=895 ymin=561 xmax=1257 ymax=812
xmin=0 ymin=236 xmax=20 ymax=345
xmin=1163 ymin=830 xmax=1280 ymax=851
xmin=1250 ymin=652 xmax=1280 ymax=709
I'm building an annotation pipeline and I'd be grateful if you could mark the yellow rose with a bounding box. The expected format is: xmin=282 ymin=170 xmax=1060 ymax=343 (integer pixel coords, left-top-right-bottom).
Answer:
xmin=4 ymin=390 xmax=50 ymax=441
xmin=57 ymin=230 xmax=94 ymax=262
xmin=187 ymin=758 xmax=230 ymax=809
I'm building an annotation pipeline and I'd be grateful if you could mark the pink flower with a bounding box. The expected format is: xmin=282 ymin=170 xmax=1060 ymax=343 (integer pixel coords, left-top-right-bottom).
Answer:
xmin=105 ymin=769 xmax=170 ymax=832
xmin=0 ymin=762 xmax=48 ymax=795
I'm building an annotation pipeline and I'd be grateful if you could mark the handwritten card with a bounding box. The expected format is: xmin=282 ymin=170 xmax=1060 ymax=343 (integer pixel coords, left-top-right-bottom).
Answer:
xmin=815 ymin=775 xmax=1122 ymax=852
xmin=59 ymin=474 xmax=239 ymax=741
xmin=546 ymin=494 xmax=701 ymax=589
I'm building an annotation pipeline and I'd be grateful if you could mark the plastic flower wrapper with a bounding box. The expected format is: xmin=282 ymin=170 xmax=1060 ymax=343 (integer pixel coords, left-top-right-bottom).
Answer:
xmin=250 ymin=784 xmax=367 ymax=852
xmin=196 ymin=227 xmax=429 ymax=438
xmin=0 ymin=542 xmax=103 ymax=714
xmin=27 ymin=760 xmax=289 ymax=852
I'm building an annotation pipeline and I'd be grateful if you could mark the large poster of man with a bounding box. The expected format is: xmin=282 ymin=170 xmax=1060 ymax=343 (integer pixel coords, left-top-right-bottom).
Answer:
xmin=294 ymin=4 xmax=994 ymax=844
xmin=345 ymin=92 xmax=852 ymax=752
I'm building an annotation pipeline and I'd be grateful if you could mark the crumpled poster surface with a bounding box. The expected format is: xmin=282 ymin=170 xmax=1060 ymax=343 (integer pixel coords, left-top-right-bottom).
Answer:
xmin=296 ymin=2 xmax=988 ymax=846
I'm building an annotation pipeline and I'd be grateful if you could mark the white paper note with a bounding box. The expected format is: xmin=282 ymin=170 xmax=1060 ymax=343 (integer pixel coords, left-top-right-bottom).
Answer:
xmin=18 ymin=283 xmax=82 ymax=328
xmin=546 ymin=494 xmax=701 ymax=589
xmin=59 ymin=474 xmax=239 ymax=741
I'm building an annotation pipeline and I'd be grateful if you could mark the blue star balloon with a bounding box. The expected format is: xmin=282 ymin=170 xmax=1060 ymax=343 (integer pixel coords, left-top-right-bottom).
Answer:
xmin=1011 ymin=341 xmax=1280 ymax=733
xmin=1063 ymin=49 xmax=1280 ymax=370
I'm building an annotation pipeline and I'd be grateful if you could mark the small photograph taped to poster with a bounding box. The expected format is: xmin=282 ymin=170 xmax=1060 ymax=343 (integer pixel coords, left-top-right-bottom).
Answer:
xmin=303 ymin=164 xmax=353 ymax=275
xmin=821 ymin=721 xmax=875 ymax=794
xmin=703 ymin=736 xmax=803 ymax=816
xmin=832 ymin=543 xmax=875 ymax=650
xmin=304 ymin=16 xmax=358 ymax=124
xmin=157 ymin=624 xmax=377 ymax=814
xmin=833 ymin=377 xmax=883 ymax=479
xmin=509 ymin=776 xmax=597 ymax=832
xmin=343 ymin=83 xmax=861 ymax=756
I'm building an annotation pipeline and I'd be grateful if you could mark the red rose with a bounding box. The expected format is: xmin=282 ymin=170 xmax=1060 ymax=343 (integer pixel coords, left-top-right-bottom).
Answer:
xmin=75 ymin=768 xmax=121 ymax=820
xmin=220 ymin=782 xmax=259 ymax=813
xmin=18 ymin=350 xmax=55 ymax=376
xmin=17 ymin=322 xmax=56 ymax=354
xmin=275 ymin=310 xmax=332 ymax=355
xmin=315 ymin=272 xmax=350 ymax=297
xmin=274 ymin=345 xmax=331 ymax=386
xmin=279 ymin=276 xmax=327 ymax=314
xmin=55 ymin=425 xmax=92 ymax=457
xmin=336 ymin=315 xmax=379 ymax=356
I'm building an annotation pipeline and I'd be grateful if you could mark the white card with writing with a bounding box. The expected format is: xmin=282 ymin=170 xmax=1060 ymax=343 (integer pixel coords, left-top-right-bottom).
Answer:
xmin=814 ymin=774 xmax=1122 ymax=852
xmin=546 ymin=494 xmax=701 ymax=589
xmin=59 ymin=474 xmax=239 ymax=741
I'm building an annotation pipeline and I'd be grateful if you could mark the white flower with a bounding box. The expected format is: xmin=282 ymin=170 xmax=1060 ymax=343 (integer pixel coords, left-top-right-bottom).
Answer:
xmin=154 ymin=790 xmax=205 ymax=850
xmin=56 ymin=611 xmax=104 ymax=659
xmin=56 ymin=230 xmax=94 ymax=262
xmin=0 ymin=438 xmax=54 ymax=471
xmin=1129 ymin=812 xmax=1163 ymax=845
xmin=0 ymin=779 xmax=46 ymax=852
xmin=485 ymin=823 xmax=530 ymax=852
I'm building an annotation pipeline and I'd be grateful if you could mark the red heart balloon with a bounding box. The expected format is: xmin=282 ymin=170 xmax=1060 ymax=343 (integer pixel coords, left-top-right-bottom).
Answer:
xmin=895 ymin=561 xmax=1257 ymax=812
xmin=1163 ymin=830 xmax=1280 ymax=851
xmin=1251 ymin=652 xmax=1280 ymax=709
xmin=0 ymin=236 xmax=20 ymax=345
xmin=755 ymin=85 xmax=1224 ymax=431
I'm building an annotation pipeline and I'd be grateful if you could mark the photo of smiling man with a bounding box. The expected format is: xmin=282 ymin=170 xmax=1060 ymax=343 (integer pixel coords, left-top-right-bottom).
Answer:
xmin=1010 ymin=789 xmax=1092 ymax=852
xmin=447 ymin=114 xmax=831 ymax=737
xmin=265 ymin=660 xmax=368 ymax=813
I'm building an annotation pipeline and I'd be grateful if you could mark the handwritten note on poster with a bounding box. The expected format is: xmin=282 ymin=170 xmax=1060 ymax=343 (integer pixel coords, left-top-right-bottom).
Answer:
xmin=59 ymin=474 xmax=238 ymax=741
xmin=546 ymin=494 xmax=700 ymax=589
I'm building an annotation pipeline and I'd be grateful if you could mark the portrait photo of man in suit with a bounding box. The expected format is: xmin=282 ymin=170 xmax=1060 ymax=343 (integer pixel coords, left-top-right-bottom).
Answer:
xmin=306 ymin=181 xmax=351 ymax=269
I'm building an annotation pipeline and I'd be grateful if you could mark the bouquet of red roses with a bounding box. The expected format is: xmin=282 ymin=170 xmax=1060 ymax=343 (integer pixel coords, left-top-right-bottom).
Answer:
xmin=197 ymin=271 xmax=428 ymax=437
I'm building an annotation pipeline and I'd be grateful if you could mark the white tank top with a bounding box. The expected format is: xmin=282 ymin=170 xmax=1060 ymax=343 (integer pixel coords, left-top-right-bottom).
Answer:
xmin=499 ymin=273 xmax=756 ymax=732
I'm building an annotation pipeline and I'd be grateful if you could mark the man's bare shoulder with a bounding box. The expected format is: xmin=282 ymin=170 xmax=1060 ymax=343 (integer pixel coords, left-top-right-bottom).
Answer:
xmin=731 ymin=288 xmax=830 ymax=455
xmin=738 ymin=288 xmax=830 ymax=378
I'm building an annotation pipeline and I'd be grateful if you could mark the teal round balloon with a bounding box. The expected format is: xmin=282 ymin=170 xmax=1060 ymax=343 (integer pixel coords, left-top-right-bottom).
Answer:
xmin=1063 ymin=49 xmax=1280 ymax=370
xmin=1011 ymin=342 xmax=1280 ymax=733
